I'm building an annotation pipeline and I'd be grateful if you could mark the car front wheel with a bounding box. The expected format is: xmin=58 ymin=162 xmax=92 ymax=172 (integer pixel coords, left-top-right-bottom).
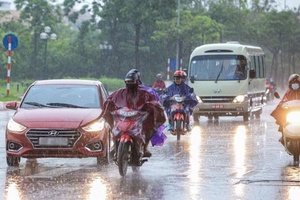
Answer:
xmin=7 ymin=156 xmax=20 ymax=167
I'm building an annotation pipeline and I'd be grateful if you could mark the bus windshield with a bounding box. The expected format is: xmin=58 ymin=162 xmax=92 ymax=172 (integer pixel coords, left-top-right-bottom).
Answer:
xmin=190 ymin=55 xmax=247 ymax=81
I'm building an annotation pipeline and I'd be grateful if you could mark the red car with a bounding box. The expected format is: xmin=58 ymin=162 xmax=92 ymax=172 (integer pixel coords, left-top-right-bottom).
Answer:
xmin=5 ymin=79 xmax=112 ymax=166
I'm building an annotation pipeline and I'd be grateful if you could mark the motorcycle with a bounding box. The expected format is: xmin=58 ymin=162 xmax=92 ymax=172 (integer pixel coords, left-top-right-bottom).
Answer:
xmin=153 ymin=87 xmax=165 ymax=96
xmin=265 ymin=82 xmax=276 ymax=101
xmin=167 ymin=94 xmax=190 ymax=141
xmin=272 ymin=92 xmax=300 ymax=165
xmin=111 ymin=107 xmax=149 ymax=176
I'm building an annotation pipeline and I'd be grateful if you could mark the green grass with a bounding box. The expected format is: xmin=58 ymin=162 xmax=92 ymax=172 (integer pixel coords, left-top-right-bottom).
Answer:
xmin=0 ymin=81 xmax=30 ymax=102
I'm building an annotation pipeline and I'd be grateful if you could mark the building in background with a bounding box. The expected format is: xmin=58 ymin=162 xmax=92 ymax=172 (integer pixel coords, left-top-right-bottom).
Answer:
xmin=0 ymin=0 xmax=19 ymax=23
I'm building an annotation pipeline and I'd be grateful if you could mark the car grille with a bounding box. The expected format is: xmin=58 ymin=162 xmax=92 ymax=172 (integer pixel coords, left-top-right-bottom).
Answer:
xmin=26 ymin=129 xmax=81 ymax=149
xmin=200 ymin=96 xmax=234 ymax=103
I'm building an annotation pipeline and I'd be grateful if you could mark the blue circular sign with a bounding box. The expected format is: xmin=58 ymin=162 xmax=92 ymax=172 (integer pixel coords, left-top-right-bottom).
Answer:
xmin=3 ymin=34 xmax=18 ymax=51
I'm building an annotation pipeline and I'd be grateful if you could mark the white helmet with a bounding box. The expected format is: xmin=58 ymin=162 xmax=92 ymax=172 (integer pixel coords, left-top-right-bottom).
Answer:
xmin=156 ymin=73 xmax=162 ymax=79
xmin=288 ymin=74 xmax=300 ymax=85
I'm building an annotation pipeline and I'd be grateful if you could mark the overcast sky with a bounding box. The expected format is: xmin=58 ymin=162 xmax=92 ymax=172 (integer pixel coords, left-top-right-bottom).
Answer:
xmin=276 ymin=0 xmax=300 ymax=10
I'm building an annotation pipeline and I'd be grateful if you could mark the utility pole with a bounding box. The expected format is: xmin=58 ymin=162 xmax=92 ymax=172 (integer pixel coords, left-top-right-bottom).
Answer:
xmin=176 ymin=0 xmax=180 ymax=70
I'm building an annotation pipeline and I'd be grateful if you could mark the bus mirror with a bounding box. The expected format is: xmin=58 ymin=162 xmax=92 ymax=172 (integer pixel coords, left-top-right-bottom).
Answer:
xmin=190 ymin=75 xmax=195 ymax=83
xmin=249 ymin=69 xmax=256 ymax=79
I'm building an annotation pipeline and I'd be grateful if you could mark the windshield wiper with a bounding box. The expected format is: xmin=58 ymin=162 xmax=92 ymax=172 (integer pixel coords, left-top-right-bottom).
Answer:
xmin=215 ymin=62 xmax=224 ymax=83
xmin=47 ymin=103 xmax=84 ymax=108
xmin=24 ymin=102 xmax=49 ymax=107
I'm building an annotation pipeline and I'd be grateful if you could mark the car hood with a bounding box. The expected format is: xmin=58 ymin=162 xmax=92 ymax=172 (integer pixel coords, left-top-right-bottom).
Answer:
xmin=12 ymin=108 xmax=102 ymax=128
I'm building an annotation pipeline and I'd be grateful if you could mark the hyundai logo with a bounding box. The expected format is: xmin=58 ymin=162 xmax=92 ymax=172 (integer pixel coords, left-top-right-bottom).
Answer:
xmin=48 ymin=130 xmax=59 ymax=136
xmin=213 ymin=89 xmax=221 ymax=93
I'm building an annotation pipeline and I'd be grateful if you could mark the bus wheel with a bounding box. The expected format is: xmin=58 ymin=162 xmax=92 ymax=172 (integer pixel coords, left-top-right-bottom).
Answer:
xmin=243 ymin=112 xmax=249 ymax=122
xmin=255 ymin=109 xmax=262 ymax=119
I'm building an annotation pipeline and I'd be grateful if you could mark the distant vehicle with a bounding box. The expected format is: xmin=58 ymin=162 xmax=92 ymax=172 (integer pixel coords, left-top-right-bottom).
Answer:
xmin=189 ymin=42 xmax=266 ymax=122
xmin=5 ymin=79 xmax=112 ymax=166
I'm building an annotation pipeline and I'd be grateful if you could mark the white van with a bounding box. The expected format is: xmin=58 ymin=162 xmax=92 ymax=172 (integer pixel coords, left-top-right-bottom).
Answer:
xmin=188 ymin=42 xmax=266 ymax=122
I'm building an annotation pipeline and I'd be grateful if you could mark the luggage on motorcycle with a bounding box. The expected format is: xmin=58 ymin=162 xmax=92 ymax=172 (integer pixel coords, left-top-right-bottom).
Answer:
xmin=151 ymin=125 xmax=167 ymax=146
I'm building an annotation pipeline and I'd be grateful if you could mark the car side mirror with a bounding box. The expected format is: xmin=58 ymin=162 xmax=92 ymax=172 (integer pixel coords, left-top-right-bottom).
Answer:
xmin=6 ymin=101 xmax=18 ymax=110
xmin=190 ymin=76 xmax=195 ymax=83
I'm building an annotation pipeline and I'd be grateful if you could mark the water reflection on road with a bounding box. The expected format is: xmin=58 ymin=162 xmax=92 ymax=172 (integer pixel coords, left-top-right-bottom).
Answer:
xmin=2 ymin=104 xmax=300 ymax=199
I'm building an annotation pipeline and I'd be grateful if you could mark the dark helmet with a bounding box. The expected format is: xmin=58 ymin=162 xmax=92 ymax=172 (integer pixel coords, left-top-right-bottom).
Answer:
xmin=125 ymin=71 xmax=138 ymax=82
xmin=128 ymin=68 xmax=142 ymax=84
xmin=124 ymin=70 xmax=139 ymax=92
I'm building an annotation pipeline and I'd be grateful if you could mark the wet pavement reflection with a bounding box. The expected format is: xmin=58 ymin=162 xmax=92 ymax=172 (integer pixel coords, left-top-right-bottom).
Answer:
xmin=2 ymin=101 xmax=300 ymax=199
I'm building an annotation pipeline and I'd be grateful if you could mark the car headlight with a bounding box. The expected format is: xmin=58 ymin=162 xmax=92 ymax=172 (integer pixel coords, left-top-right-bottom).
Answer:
xmin=82 ymin=118 xmax=105 ymax=132
xmin=233 ymin=95 xmax=247 ymax=103
xmin=7 ymin=118 xmax=27 ymax=132
xmin=286 ymin=111 xmax=300 ymax=123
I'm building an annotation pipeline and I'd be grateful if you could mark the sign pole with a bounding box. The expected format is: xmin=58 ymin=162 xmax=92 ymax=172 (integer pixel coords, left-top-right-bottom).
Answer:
xmin=167 ymin=58 xmax=170 ymax=81
xmin=3 ymin=33 xmax=18 ymax=96
xmin=6 ymin=36 xmax=12 ymax=96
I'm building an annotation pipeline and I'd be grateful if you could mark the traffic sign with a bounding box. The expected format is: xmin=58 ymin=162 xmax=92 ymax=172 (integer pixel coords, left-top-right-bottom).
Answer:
xmin=3 ymin=33 xmax=18 ymax=51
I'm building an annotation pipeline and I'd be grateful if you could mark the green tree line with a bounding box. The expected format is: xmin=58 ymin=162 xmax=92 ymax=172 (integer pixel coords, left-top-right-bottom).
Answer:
xmin=0 ymin=0 xmax=299 ymax=89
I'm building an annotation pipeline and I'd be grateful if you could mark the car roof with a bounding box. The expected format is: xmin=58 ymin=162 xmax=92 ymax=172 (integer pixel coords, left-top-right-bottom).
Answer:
xmin=32 ymin=79 xmax=103 ymax=86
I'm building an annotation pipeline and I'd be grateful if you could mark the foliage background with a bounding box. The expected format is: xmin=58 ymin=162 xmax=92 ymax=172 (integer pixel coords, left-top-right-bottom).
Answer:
xmin=0 ymin=0 xmax=299 ymax=95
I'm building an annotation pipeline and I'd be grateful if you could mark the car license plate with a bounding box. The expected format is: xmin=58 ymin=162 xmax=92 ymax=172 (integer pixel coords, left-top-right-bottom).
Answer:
xmin=212 ymin=104 xmax=224 ymax=109
xmin=39 ymin=137 xmax=68 ymax=146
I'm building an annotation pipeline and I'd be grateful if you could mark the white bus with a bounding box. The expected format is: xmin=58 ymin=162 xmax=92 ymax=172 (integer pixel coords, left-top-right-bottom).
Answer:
xmin=188 ymin=42 xmax=266 ymax=122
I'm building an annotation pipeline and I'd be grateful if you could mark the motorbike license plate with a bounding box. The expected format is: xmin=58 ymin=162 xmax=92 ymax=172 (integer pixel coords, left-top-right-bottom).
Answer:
xmin=212 ymin=104 xmax=224 ymax=109
xmin=39 ymin=137 xmax=68 ymax=146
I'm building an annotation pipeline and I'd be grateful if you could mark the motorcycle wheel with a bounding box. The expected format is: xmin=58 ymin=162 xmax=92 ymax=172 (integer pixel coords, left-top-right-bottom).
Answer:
xmin=175 ymin=119 xmax=183 ymax=141
xmin=117 ymin=142 xmax=130 ymax=176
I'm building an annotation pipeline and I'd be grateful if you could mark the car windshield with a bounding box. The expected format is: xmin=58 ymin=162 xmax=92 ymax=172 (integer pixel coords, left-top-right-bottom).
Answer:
xmin=20 ymin=84 xmax=101 ymax=109
xmin=190 ymin=55 xmax=247 ymax=81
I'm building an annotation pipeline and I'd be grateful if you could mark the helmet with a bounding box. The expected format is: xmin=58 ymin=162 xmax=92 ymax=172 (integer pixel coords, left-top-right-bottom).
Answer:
xmin=128 ymin=68 xmax=142 ymax=84
xmin=174 ymin=70 xmax=184 ymax=78
xmin=156 ymin=73 xmax=162 ymax=79
xmin=125 ymin=71 xmax=138 ymax=82
xmin=182 ymin=71 xmax=187 ymax=79
xmin=288 ymin=74 xmax=300 ymax=85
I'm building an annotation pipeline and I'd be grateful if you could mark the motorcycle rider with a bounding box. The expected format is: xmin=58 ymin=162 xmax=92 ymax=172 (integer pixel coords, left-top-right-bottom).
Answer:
xmin=161 ymin=70 xmax=198 ymax=132
xmin=100 ymin=70 xmax=166 ymax=157
xmin=152 ymin=73 xmax=166 ymax=92
xmin=271 ymin=74 xmax=300 ymax=144
xmin=127 ymin=69 xmax=167 ymax=146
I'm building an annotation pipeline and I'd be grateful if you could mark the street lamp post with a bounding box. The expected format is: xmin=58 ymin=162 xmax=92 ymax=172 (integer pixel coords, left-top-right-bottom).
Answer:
xmin=40 ymin=26 xmax=57 ymax=79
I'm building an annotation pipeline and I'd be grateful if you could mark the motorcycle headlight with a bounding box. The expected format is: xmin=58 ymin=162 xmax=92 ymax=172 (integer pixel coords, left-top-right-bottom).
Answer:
xmin=82 ymin=118 xmax=105 ymax=132
xmin=233 ymin=95 xmax=247 ymax=103
xmin=286 ymin=111 xmax=300 ymax=123
xmin=7 ymin=118 xmax=27 ymax=132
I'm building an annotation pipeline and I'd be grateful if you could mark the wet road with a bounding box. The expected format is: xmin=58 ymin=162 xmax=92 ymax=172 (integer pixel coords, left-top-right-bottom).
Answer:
xmin=1 ymin=100 xmax=300 ymax=200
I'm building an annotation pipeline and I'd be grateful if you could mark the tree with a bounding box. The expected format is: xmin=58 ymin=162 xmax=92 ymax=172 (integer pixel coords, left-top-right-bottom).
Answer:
xmin=14 ymin=0 xmax=62 ymax=79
